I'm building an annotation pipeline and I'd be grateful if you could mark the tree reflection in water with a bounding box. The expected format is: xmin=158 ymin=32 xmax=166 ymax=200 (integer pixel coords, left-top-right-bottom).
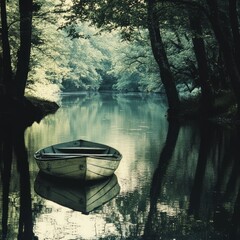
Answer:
xmin=1 ymin=93 xmax=240 ymax=239
xmin=0 ymin=117 xmax=37 ymax=240
xmin=143 ymin=120 xmax=180 ymax=239
xmin=212 ymin=126 xmax=240 ymax=239
xmin=143 ymin=121 xmax=240 ymax=240
xmin=188 ymin=122 xmax=213 ymax=217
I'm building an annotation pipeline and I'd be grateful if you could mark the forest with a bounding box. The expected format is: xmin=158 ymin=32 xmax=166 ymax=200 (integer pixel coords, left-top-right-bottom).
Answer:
xmin=1 ymin=0 xmax=240 ymax=120
xmin=1 ymin=1 xmax=240 ymax=239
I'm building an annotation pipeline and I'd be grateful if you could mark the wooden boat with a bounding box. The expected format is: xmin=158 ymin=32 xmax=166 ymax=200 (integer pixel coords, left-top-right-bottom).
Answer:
xmin=34 ymin=172 xmax=120 ymax=214
xmin=34 ymin=139 xmax=122 ymax=181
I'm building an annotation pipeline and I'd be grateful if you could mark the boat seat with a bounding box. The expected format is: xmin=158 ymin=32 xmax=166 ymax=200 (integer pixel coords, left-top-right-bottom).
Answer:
xmin=41 ymin=153 xmax=114 ymax=157
xmin=55 ymin=147 xmax=108 ymax=154
xmin=56 ymin=147 xmax=107 ymax=151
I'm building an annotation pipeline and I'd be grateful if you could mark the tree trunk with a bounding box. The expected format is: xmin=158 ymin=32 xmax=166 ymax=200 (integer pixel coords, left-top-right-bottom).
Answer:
xmin=15 ymin=0 xmax=33 ymax=98
xmin=0 ymin=0 xmax=13 ymax=95
xmin=0 ymin=54 xmax=3 ymax=84
xmin=229 ymin=0 xmax=240 ymax=71
xmin=206 ymin=0 xmax=240 ymax=117
xmin=189 ymin=11 xmax=214 ymax=116
xmin=147 ymin=0 xmax=180 ymax=118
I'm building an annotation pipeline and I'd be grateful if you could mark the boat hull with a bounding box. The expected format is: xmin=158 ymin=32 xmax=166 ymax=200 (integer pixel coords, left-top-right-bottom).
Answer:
xmin=34 ymin=139 xmax=122 ymax=181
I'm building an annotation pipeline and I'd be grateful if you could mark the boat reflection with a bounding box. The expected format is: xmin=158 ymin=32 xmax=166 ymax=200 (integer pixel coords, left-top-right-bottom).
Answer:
xmin=34 ymin=173 xmax=120 ymax=214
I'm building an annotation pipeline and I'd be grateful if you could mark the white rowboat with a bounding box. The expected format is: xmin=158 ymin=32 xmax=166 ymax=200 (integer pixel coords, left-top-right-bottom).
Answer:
xmin=34 ymin=139 xmax=122 ymax=181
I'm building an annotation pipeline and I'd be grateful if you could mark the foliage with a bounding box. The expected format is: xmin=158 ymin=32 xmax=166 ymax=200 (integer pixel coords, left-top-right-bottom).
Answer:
xmin=25 ymin=1 xmax=69 ymax=100
xmin=6 ymin=0 xmax=20 ymax=70
xmin=61 ymin=23 xmax=116 ymax=92
xmin=2 ymin=0 xmax=240 ymax=116
xmin=0 ymin=0 xmax=206 ymax=101
xmin=109 ymin=29 xmax=161 ymax=92
xmin=63 ymin=0 xmax=202 ymax=97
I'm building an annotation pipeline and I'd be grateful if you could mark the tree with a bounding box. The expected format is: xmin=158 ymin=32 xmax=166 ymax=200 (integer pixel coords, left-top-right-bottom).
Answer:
xmin=109 ymin=30 xmax=160 ymax=92
xmin=0 ymin=0 xmax=33 ymax=99
xmin=160 ymin=0 xmax=240 ymax=118
xmin=206 ymin=0 xmax=240 ymax=117
xmin=229 ymin=0 xmax=240 ymax=71
xmin=67 ymin=0 xmax=181 ymax=117
xmin=147 ymin=0 xmax=180 ymax=117
xmin=0 ymin=0 xmax=13 ymax=95
xmin=188 ymin=9 xmax=214 ymax=115
xmin=14 ymin=0 xmax=33 ymax=98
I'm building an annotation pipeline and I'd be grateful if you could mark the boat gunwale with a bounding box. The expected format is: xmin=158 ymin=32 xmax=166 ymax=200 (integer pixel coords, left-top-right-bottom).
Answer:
xmin=34 ymin=151 xmax=122 ymax=161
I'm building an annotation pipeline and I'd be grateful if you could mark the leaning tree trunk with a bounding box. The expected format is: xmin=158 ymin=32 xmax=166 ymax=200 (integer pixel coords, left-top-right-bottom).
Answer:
xmin=0 ymin=0 xmax=13 ymax=95
xmin=206 ymin=0 xmax=240 ymax=117
xmin=15 ymin=0 xmax=33 ymax=98
xmin=189 ymin=11 xmax=214 ymax=116
xmin=147 ymin=0 xmax=180 ymax=119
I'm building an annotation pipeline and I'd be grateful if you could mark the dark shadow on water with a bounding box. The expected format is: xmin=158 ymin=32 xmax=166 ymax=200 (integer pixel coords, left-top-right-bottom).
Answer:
xmin=0 ymin=118 xmax=13 ymax=239
xmin=188 ymin=121 xmax=213 ymax=217
xmin=142 ymin=121 xmax=240 ymax=240
xmin=211 ymin=126 xmax=240 ymax=240
xmin=0 ymin=117 xmax=38 ymax=240
xmin=143 ymin=120 xmax=180 ymax=239
xmin=191 ymin=123 xmax=240 ymax=239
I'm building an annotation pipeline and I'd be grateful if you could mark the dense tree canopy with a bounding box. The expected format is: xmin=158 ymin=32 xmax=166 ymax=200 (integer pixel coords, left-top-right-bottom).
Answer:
xmin=1 ymin=0 xmax=240 ymax=119
xmin=63 ymin=0 xmax=240 ymax=117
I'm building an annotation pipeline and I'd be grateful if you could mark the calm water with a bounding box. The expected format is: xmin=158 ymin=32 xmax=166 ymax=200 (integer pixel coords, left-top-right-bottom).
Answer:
xmin=0 ymin=92 xmax=240 ymax=239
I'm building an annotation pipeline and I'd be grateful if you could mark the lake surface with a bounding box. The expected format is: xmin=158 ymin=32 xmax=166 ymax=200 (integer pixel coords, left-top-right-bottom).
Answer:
xmin=0 ymin=92 xmax=240 ymax=239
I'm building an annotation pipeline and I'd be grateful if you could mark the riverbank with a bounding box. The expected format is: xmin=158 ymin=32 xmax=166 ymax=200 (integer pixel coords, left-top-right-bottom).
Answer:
xmin=180 ymin=90 xmax=239 ymax=125
xmin=27 ymin=96 xmax=59 ymax=118
xmin=32 ymin=90 xmax=238 ymax=126
xmin=0 ymin=95 xmax=59 ymax=126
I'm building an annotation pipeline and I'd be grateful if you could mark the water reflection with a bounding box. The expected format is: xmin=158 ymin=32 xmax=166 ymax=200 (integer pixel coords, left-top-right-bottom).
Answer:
xmin=0 ymin=117 xmax=36 ymax=239
xmin=142 ymin=121 xmax=240 ymax=240
xmin=143 ymin=121 xmax=180 ymax=239
xmin=1 ymin=93 xmax=240 ymax=239
xmin=34 ymin=173 xmax=120 ymax=214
